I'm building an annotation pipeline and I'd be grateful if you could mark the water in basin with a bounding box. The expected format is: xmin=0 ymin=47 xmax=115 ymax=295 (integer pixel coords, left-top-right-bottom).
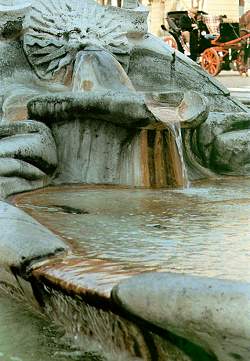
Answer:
xmin=14 ymin=177 xmax=250 ymax=282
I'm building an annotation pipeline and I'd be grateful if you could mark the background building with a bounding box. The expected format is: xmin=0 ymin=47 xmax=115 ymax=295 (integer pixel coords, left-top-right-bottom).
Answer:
xmin=141 ymin=0 xmax=250 ymax=35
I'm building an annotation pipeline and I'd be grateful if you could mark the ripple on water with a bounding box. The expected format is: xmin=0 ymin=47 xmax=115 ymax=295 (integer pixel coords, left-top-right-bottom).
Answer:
xmin=14 ymin=177 xmax=250 ymax=281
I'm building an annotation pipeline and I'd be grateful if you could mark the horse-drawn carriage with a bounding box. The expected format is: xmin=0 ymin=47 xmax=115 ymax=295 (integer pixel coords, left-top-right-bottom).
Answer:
xmin=162 ymin=11 xmax=250 ymax=76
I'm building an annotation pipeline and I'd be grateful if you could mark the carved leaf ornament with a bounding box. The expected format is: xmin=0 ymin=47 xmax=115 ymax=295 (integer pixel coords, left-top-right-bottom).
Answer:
xmin=23 ymin=0 xmax=131 ymax=80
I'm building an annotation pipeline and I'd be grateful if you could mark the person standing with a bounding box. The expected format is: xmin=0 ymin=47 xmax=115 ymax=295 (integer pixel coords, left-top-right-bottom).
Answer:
xmin=180 ymin=8 xmax=199 ymax=61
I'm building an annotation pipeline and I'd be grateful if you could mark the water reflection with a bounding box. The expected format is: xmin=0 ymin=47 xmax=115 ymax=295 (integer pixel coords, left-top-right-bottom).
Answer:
xmin=14 ymin=177 xmax=250 ymax=281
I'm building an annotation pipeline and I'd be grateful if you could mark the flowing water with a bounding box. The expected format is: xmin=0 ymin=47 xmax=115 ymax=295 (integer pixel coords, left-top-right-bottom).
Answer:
xmin=14 ymin=177 xmax=250 ymax=282
xmin=0 ymin=289 xmax=140 ymax=361
xmin=0 ymin=292 xmax=66 ymax=361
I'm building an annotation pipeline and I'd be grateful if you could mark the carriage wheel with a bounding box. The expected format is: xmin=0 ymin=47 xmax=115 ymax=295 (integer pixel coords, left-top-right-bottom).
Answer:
xmin=163 ymin=35 xmax=178 ymax=49
xmin=201 ymin=48 xmax=221 ymax=76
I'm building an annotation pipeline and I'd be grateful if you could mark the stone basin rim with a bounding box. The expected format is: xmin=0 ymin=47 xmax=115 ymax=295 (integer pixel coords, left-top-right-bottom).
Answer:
xmin=1 ymin=188 xmax=250 ymax=361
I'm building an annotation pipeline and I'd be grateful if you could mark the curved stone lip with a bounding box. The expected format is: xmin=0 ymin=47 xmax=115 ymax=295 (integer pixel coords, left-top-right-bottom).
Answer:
xmin=144 ymin=90 xmax=184 ymax=107
xmin=178 ymin=91 xmax=209 ymax=129
xmin=27 ymin=91 xmax=159 ymax=128
xmin=111 ymin=272 xmax=250 ymax=361
xmin=0 ymin=200 xmax=69 ymax=277
xmin=145 ymin=90 xmax=209 ymax=129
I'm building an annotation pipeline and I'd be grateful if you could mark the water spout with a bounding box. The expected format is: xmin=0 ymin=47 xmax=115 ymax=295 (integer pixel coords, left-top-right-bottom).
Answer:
xmin=167 ymin=122 xmax=189 ymax=188
xmin=72 ymin=50 xmax=135 ymax=93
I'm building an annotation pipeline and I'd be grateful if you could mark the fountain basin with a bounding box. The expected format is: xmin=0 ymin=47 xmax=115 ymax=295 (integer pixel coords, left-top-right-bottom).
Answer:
xmin=12 ymin=179 xmax=250 ymax=281
xmin=2 ymin=177 xmax=249 ymax=360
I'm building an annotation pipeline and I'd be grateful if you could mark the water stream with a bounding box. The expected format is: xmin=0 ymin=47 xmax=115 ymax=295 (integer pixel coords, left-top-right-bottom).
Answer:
xmin=167 ymin=122 xmax=189 ymax=188
xmin=0 ymin=287 xmax=142 ymax=361
xmin=145 ymin=95 xmax=189 ymax=188
xmin=0 ymin=292 xmax=66 ymax=361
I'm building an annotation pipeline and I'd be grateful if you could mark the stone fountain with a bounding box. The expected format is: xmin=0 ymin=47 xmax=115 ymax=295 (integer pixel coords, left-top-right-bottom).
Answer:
xmin=0 ymin=0 xmax=250 ymax=360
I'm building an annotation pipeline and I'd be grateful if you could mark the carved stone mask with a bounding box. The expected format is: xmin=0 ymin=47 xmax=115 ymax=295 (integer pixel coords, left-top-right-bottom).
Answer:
xmin=23 ymin=0 xmax=131 ymax=80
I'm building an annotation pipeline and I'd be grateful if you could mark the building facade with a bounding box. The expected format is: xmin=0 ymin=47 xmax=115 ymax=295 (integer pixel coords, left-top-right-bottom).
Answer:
xmin=141 ymin=0 xmax=250 ymax=35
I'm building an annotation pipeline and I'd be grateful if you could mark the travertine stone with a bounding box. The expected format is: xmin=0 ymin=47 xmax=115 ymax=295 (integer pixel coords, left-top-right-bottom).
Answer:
xmin=28 ymin=92 xmax=156 ymax=128
xmin=0 ymin=0 xmax=31 ymax=39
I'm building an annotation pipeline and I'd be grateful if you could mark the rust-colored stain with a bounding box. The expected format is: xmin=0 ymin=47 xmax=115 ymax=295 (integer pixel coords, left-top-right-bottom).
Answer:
xmin=140 ymin=130 xmax=151 ymax=187
xmin=7 ymin=107 xmax=28 ymax=122
xmin=63 ymin=65 xmax=73 ymax=87
xmin=82 ymin=80 xmax=93 ymax=91
xmin=138 ymin=127 xmax=185 ymax=188
xmin=154 ymin=130 xmax=166 ymax=187
xmin=165 ymin=130 xmax=184 ymax=187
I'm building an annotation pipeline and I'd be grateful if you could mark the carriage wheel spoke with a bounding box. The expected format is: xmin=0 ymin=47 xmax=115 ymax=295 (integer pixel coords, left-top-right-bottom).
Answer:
xmin=201 ymin=48 xmax=221 ymax=76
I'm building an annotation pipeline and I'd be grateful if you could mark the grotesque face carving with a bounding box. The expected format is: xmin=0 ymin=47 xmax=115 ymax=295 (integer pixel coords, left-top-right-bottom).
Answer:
xmin=23 ymin=0 xmax=131 ymax=80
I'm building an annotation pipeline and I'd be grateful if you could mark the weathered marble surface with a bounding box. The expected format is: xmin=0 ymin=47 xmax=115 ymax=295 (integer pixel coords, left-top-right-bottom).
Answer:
xmin=0 ymin=121 xmax=57 ymax=173
xmin=0 ymin=0 xmax=249 ymax=192
xmin=27 ymin=92 xmax=157 ymax=128
xmin=0 ymin=120 xmax=57 ymax=197
xmin=112 ymin=273 xmax=250 ymax=361
xmin=196 ymin=112 xmax=250 ymax=175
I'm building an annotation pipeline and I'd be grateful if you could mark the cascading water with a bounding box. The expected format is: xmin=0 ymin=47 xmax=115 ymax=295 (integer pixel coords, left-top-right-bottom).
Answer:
xmin=29 ymin=276 xmax=210 ymax=361
xmin=168 ymin=51 xmax=189 ymax=187
xmin=145 ymin=95 xmax=189 ymax=188
xmin=168 ymin=122 xmax=189 ymax=188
